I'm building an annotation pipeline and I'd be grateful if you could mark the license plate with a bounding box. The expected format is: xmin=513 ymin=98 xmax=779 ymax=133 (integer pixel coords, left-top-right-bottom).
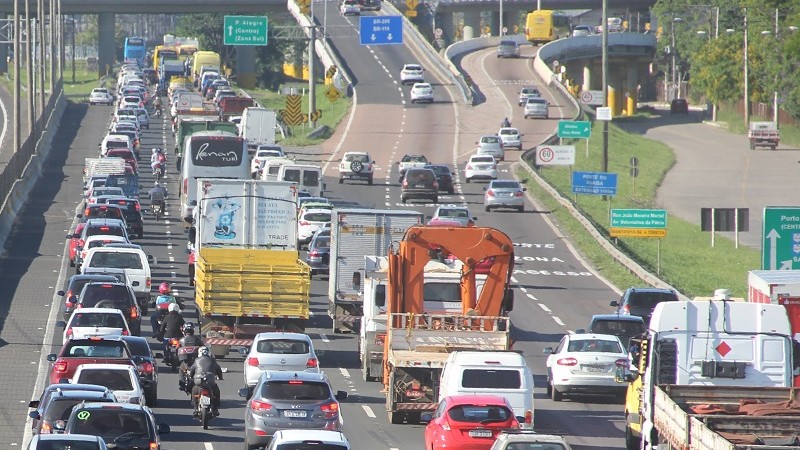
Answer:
xmin=199 ymin=395 xmax=211 ymax=406
xmin=284 ymin=410 xmax=307 ymax=418
xmin=583 ymin=365 xmax=606 ymax=372
xmin=415 ymin=184 xmax=426 ymax=188
xmin=469 ymin=429 xmax=493 ymax=438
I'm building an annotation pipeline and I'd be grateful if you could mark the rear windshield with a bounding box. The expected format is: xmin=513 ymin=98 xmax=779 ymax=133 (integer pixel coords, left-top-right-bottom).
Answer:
xmin=68 ymin=409 xmax=150 ymax=440
xmin=491 ymin=181 xmax=520 ymax=189
xmin=424 ymin=282 xmax=460 ymax=303
xmin=107 ymin=150 xmax=134 ymax=158
xmin=406 ymin=170 xmax=434 ymax=182
xmin=447 ymin=405 xmax=512 ymax=423
xmin=499 ymin=41 xmax=517 ymax=47
xmin=312 ymin=237 xmax=331 ymax=249
xmin=345 ymin=154 xmax=369 ymax=163
xmin=591 ymin=320 xmax=646 ymax=337
xmin=43 ymin=397 xmax=112 ymax=422
xmin=35 ymin=439 xmax=103 ymax=450
xmin=505 ymin=445 xmax=567 ymax=450
xmin=628 ymin=291 xmax=678 ymax=307
xmin=427 ymin=165 xmax=450 ymax=175
xmin=528 ymin=98 xmax=546 ymax=105
xmin=106 ymin=140 xmax=129 ymax=149
xmin=405 ymin=65 xmax=422 ymax=71
xmin=257 ymin=339 xmax=309 ymax=354
xmin=303 ymin=170 xmax=320 ymax=187
xmin=86 ymin=207 xmax=123 ymax=219
xmin=87 ymin=252 xmax=142 ymax=269
xmin=481 ymin=136 xmax=501 ymax=144
xmin=262 ymin=381 xmax=330 ymax=401
xmin=461 ymin=369 xmax=521 ymax=389
xmin=567 ymin=339 xmax=623 ymax=353
xmin=471 ymin=157 xmax=494 ymax=164
xmin=85 ymin=226 xmax=126 ymax=239
xmin=78 ymin=285 xmax=131 ymax=308
xmin=276 ymin=445 xmax=348 ymax=450
xmin=70 ymin=312 xmax=126 ymax=328
xmin=76 ymin=368 xmax=133 ymax=391
xmin=303 ymin=212 xmax=331 ymax=222
xmin=63 ymin=340 xmax=128 ymax=358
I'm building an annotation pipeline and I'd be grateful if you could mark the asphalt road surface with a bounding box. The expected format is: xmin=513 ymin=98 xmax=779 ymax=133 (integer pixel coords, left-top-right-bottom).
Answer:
xmin=2 ymin=25 xmax=630 ymax=450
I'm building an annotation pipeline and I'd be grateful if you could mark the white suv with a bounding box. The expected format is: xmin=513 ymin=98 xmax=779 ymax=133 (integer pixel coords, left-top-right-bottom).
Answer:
xmin=400 ymin=64 xmax=424 ymax=85
xmin=338 ymin=151 xmax=374 ymax=185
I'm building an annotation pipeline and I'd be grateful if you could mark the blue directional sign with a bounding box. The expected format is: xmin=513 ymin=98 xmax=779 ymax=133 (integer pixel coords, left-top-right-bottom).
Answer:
xmin=572 ymin=171 xmax=618 ymax=196
xmin=359 ymin=16 xmax=403 ymax=46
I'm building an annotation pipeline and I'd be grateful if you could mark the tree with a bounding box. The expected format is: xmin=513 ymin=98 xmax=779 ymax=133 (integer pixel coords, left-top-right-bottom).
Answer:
xmin=689 ymin=35 xmax=743 ymax=105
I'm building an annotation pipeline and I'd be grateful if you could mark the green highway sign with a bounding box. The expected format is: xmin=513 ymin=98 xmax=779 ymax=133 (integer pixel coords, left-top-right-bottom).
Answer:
xmin=224 ymin=15 xmax=268 ymax=46
xmin=558 ymin=120 xmax=591 ymax=139
xmin=610 ymin=209 xmax=667 ymax=229
xmin=762 ymin=207 xmax=800 ymax=270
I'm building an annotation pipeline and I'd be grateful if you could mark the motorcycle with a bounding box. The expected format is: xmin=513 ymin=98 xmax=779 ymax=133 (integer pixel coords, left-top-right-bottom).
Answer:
xmin=155 ymin=107 xmax=163 ymax=118
xmin=192 ymin=372 xmax=218 ymax=429
xmin=152 ymin=202 xmax=162 ymax=221
xmin=163 ymin=337 xmax=181 ymax=372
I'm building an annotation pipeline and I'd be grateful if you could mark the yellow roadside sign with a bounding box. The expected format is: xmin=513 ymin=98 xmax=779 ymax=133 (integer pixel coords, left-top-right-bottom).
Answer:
xmin=325 ymin=85 xmax=341 ymax=103
xmin=405 ymin=9 xmax=417 ymax=18
xmin=609 ymin=228 xmax=667 ymax=238
xmin=406 ymin=0 xmax=419 ymax=9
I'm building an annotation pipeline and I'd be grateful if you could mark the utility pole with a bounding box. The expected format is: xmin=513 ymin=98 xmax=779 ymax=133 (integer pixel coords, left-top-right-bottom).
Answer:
xmin=13 ymin=0 xmax=20 ymax=153
xmin=37 ymin=0 xmax=45 ymax=110
xmin=743 ymin=7 xmax=749 ymax=127
xmin=773 ymin=7 xmax=779 ymax=126
xmin=601 ymin=0 xmax=609 ymax=174
xmin=308 ymin=0 xmax=317 ymax=127
xmin=49 ymin=0 xmax=54 ymax=95
xmin=25 ymin=0 xmax=34 ymax=137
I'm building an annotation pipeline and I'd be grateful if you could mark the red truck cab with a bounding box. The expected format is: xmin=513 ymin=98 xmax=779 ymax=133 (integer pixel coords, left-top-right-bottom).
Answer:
xmin=47 ymin=337 xmax=136 ymax=385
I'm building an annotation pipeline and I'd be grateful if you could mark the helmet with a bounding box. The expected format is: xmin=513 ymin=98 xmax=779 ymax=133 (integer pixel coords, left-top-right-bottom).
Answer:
xmin=159 ymin=282 xmax=171 ymax=294
xmin=152 ymin=148 xmax=158 ymax=154
xmin=198 ymin=346 xmax=209 ymax=357
xmin=182 ymin=322 xmax=195 ymax=335
xmin=154 ymin=181 xmax=161 ymax=187
xmin=168 ymin=303 xmax=180 ymax=313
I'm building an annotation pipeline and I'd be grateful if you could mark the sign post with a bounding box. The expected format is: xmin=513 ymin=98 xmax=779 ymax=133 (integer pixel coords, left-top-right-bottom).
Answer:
xmin=224 ymin=16 xmax=269 ymax=46
xmin=762 ymin=207 xmax=800 ymax=270
xmin=359 ymin=16 xmax=403 ymax=45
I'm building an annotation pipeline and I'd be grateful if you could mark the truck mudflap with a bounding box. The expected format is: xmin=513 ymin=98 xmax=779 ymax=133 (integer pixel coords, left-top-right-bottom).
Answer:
xmin=330 ymin=298 xmax=363 ymax=334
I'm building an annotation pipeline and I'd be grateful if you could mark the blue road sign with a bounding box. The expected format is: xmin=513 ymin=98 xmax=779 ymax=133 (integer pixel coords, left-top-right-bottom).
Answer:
xmin=359 ymin=16 xmax=403 ymax=45
xmin=572 ymin=171 xmax=618 ymax=196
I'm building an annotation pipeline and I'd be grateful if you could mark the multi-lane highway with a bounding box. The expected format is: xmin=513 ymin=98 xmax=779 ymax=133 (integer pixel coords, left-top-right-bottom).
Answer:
xmin=2 ymin=11 xmax=634 ymax=450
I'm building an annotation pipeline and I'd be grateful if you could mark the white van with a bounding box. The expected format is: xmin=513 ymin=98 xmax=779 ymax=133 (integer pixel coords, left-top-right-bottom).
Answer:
xmin=260 ymin=157 xmax=295 ymax=182
xmin=180 ymin=130 xmax=249 ymax=222
xmin=439 ymin=351 xmax=535 ymax=428
xmin=81 ymin=246 xmax=155 ymax=314
xmin=277 ymin=163 xmax=324 ymax=197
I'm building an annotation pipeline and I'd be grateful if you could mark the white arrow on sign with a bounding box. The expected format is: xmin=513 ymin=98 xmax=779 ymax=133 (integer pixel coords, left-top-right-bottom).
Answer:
xmin=228 ymin=25 xmax=233 ymax=36
xmin=781 ymin=260 xmax=793 ymax=270
xmin=371 ymin=34 xmax=376 ymax=41
xmin=767 ymin=229 xmax=781 ymax=269
xmin=387 ymin=33 xmax=393 ymax=40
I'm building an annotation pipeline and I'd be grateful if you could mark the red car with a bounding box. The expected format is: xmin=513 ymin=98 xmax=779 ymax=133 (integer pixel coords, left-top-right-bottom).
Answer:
xmin=425 ymin=395 xmax=520 ymax=450
xmin=67 ymin=221 xmax=88 ymax=266
xmin=105 ymin=149 xmax=138 ymax=173
xmin=47 ymin=336 xmax=137 ymax=385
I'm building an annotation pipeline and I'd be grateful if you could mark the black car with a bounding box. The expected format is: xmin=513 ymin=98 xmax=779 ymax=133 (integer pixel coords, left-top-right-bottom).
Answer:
xmin=400 ymin=168 xmax=439 ymax=204
xmin=120 ymin=335 xmax=160 ymax=407
xmin=28 ymin=383 xmax=115 ymax=434
xmin=97 ymin=196 xmax=144 ymax=239
xmin=670 ymin=98 xmax=689 ymax=114
xmin=359 ymin=0 xmax=381 ymax=10
xmin=29 ymin=387 xmax=116 ymax=434
xmin=77 ymin=281 xmax=142 ymax=335
xmin=306 ymin=233 xmax=331 ymax=277
xmin=64 ymin=402 xmax=170 ymax=450
xmin=59 ymin=274 xmax=120 ymax=320
xmin=424 ymin=164 xmax=455 ymax=195
xmin=584 ymin=314 xmax=646 ymax=347
xmin=610 ymin=287 xmax=679 ymax=324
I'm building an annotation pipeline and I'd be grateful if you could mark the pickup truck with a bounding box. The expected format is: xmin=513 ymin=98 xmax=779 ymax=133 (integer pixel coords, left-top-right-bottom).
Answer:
xmin=397 ymin=154 xmax=429 ymax=182
xmin=47 ymin=337 xmax=137 ymax=385
xmin=748 ymin=121 xmax=780 ymax=150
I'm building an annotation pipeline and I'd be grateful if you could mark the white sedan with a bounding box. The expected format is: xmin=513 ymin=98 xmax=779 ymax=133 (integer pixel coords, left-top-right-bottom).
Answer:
xmin=297 ymin=208 xmax=332 ymax=248
xmin=544 ymin=333 xmax=629 ymax=402
xmin=89 ymin=88 xmax=114 ymax=106
xmin=57 ymin=307 xmax=130 ymax=345
xmin=464 ymin=155 xmax=498 ymax=183
xmin=400 ymin=64 xmax=424 ymax=84
xmin=410 ymin=83 xmax=434 ymax=103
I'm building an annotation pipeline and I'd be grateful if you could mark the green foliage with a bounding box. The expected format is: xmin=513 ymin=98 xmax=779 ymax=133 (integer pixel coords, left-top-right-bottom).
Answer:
xmin=690 ymin=36 xmax=742 ymax=104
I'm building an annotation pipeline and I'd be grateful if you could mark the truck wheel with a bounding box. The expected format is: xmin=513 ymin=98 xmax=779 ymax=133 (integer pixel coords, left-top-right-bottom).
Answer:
xmin=389 ymin=410 xmax=405 ymax=424
xmin=625 ymin=425 xmax=639 ymax=450
xmin=772 ymin=145 xmax=777 ymax=150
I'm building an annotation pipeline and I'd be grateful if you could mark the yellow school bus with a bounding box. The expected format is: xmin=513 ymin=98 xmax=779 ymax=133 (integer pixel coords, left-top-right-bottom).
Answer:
xmin=525 ymin=10 xmax=571 ymax=45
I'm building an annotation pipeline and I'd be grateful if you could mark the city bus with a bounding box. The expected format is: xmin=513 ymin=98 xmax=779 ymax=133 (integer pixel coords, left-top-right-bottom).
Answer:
xmin=152 ymin=45 xmax=179 ymax=72
xmin=524 ymin=10 xmax=571 ymax=45
xmin=123 ymin=37 xmax=146 ymax=67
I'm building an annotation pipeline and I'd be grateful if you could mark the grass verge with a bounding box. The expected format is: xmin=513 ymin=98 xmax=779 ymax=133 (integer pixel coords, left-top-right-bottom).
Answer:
xmin=239 ymin=83 xmax=352 ymax=146
xmin=1 ymin=62 xmax=102 ymax=101
xmin=517 ymin=119 xmax=760 ymax=299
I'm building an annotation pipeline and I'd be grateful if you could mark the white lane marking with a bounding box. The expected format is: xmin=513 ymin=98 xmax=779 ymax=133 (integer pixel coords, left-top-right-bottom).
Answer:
xmin=339 ymin=368 xmax=350 ymax=378
xmin=362 ymin=405 xmax=377 ymax=418
xmin=538 ymin=303 xmax=550 ymax=313
xmin=0 ymin=91 xmax=8 ymax=151
xmin=167 ymin=244 xmax=172 ymax=250
xmin=169 ymin=256 xmax=175 ymax=262
xmin=519 ymin=287 xmax=527 ymax=293
xmin=553 ymin=316 xmax=565 ymax=326
xmin=171 ymin=271 xmax=176 ymax=278
xmin=510 ymin=276 xmax=518 ymax=283
xmin=527 ymin=293 xmax=537 ymax=300
xmin=204 ymin=444 xmax=213 ymax=450
xmin=320 ymin=333 xmax=330 ymax=343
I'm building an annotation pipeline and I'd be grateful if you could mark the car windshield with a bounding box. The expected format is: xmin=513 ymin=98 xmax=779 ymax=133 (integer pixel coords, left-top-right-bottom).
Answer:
xmin=71 ymin=312 xmax=126 ymax=328
xmin=262 ymin=381 xmax=330 ymax=400
xmin=76 ymin=369 xmax=133 ymax=391
xmin=257 ymin=339 xmax=310 ymax=354
xmin=87 ymin=252 xmax=142 ymax=269
xmin=345 ymin=154 xmax=370 ymax=163
xmin=491 ymin=181 xmax=520 ymax=189
xmin=506 ymin=444 xmax=568 ymax=450
xmin=447 ymin=405 xmax=512 ymax=423
xmin=568 ymin=339 xmax=623 ymax=353
xmin=303 ymin=212 xmax=331 ymax=222
xmin=68 ymin=409 xmax=150 ymax=441
xmin=461 ymin=369 xmax=522 ymax=389
xmin=34 ymin=440 xmax=102 ymax=450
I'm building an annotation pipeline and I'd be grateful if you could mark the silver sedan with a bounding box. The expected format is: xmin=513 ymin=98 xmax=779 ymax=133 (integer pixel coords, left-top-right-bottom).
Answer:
xmin=484 ymin=179 xmax=526 ymax=212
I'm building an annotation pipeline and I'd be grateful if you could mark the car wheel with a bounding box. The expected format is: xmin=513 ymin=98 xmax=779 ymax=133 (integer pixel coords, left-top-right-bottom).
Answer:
xmin=485 ymin=206 xmax=491 ymax=212
xmin=517 ymin=206 xmax=524 ymax=212
xmin=400 ymin=196 xmax=406 ymax=203
xmin=339 ymin=177 xmax=344 ymax=184
xmin=465 ymin=178 xmax=471 ymax=183
xmin=69 ymin=258 xmax=75 ymax=267
xmin=368 ymin=176 xmax=373 ymax=185
xmin=448 ymin=188 xmax=454 ymax=195
xmin=551 ymin=384 xmax=563 ymax=401
xmin=431 ymin=196 xmax=438 ymax=204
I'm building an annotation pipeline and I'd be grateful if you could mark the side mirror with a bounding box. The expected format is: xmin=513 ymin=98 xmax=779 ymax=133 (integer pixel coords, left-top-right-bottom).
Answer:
xmin=76 ymin=214 xmax=83 ymax=219
xmin=575 ymin=328 xmax=586 ymax=334
xmin=615 ymin=366 xmax=638 ymax=383
xmin=57 ymin=290 xmax=65 ymax=296
xmin=420 ymin=413 xmax=433 ymax=423
xmin=157 ymin=423 xmax=171 ymax=434
xmin=335 ymin=390 xmax=348 ymax=401
xmin=190 ymin=200 xmax=198 ymax=206
xmin=28 ymin=400 xmax=40 ymax=408
xmin=155 ymin=352 xmax=163 ymax=359
xmin=56 ymin=321 xmax=66 ymax=328
xmin=188 ymin=227 xmax=197 ymax=243
xmin=238 ymin=388 xmax=250 ymax=398
xmin=238 ymin=347 xmax=249 ymax=356
xmin=610 ymin=300 xmax=619 ymax=307
xmin=147 ymin=255 xmax=156 ymax=264
xmin=47 ymin=354 xmax=57 ymax=362
xmin=58 ymin=378 xmax=70 ymax=384
xmin=472 ymin=217 xmax=478 ymax=221
xmin=543 ymin=347 xmax=554 ymax=354
xmin=522 ymin=187 xmax=527 ymax=192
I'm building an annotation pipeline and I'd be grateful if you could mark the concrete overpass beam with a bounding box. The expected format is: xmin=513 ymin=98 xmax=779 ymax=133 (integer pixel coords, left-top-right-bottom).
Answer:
xmin=626 ymin=64 xmax=638 ymax=116
xmin=97 ymin=12 xmax=115 ymax=78
xmin=236 ymin=46 xmax=257 ymax=89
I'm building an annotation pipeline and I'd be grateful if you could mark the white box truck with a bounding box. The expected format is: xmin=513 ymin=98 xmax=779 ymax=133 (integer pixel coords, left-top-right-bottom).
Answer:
xmin=241 ymin=107 xmax=277 ymax=151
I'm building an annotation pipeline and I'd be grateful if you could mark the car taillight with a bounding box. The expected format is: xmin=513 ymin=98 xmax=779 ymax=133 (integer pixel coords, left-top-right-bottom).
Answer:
xmin=432 ymin=181 xmax=438 ymax=189
xmin=140 ymin=361 xmax=154 ymax=374
xmin=557 ymin=357 xmax=578 ymax=366
xmin=65 ymin=328 xmax=73 ymax=338
xmin=170 ymin=338 xmax=180 ymax=347
xmin=130 ymin=307 xmax=138 ymax=319
xmin=525 ymin=410 xmax=532 ymax=424
xmin=307 ymin=358 xmax=318 ymax=368
xmin=298 ymin=220 xmax=309 ymax=226
xmin=146 ymin=277 xmax=151 ymax=289
xmin=616 ymin=358 xmax=629 ymax=366
xmin=40 ymin=422 xmax=52 ymax=434
xmin=375 ymin=333 xmax=386 ymax=346
xmin=149 ymin=442 xmax=159 ymax=450
xmin=54 ymin=361 xmax=68 ymax=373
xmin=250 ymin=399 xmax=273 ymax=413
xmin=248 ymin=357 xmax=259 ymax=367
xmin=309 ymin=250 xmax=320 ymax=257
xmin=622 ymin=305 xmax=630 ymax=314
xmin=487 ymin=189 xmax=495 ymax=197
xmin=135 ymin=202 xmax=140 ymax=211
xmin=320 ymin=402 xmax=339 ymax=419
xmin=65 ymin=301 xmax=74 ymax=308
xmin=183 ymin=178 xmax=188 ymax=195
xmin=402 ymin=179 xmax=408 ymax=187
xmin=122 ymin=329 xmax=129 ymax=336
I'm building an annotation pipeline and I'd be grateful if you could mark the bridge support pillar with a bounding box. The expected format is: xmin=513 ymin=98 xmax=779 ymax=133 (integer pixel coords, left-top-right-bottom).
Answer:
xmin=97 ymin=13 xmax=115 ymax=78
xmin=582 ymin=63 xmax=591 ymax=91
xmin=609 ymin=73 xmax=623 ymax=116
xmin=0 ymin=42 xmax=7 ymax=74
xmin=463 ymin=11 xmax=480 ymax=40
xmin=236 ymin=46 xmax=257 ymax=89
xmin=625 ymin=64 xmax=638 ymax=116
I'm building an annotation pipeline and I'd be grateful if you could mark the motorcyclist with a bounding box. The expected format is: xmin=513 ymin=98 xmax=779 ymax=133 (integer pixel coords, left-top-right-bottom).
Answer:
xmin=180 ymin=322 xmax=204 ymax=347
xmin=150 ymin=148 xmax=166 ymax=176
xmin=148 ymin=181 xmax=168 ymax=214
xmin=501 ymin=117 xmax=511 ymax=128
xmin=159 ymin=302 xmax=185 ymax=341
xmin=188 ymin=346 xmax=223 ymax=416
xmin=153 ymin=96 xmax=162 ymax=114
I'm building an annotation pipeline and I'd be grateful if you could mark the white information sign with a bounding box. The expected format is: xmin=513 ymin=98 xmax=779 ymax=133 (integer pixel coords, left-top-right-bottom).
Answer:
xmin=579 ymin=90 xmax=604 ymax=106
xmin=535 ymin=145 xmax=576 ymax=166
xmin=596 ymin=107 xmax=612 ymax=121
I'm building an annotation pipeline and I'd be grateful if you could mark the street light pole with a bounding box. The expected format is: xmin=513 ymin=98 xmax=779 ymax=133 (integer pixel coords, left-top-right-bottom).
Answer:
xmin=13 ymin=0 xmax=20 ymax=153
xmin=499 ymin=0 xmax=504 ymax=36
xmin=308 ymin=0 xmax=316 ymax=127
xmin=743 ymin=7 xmax=749 ymax=127
xmin=773 ymin=7 xmax=779 ymax=126
xmin=671 ymin=15 xmax=676 ymax=98
xmin=601 ymin=0 xmax=608 ymax=174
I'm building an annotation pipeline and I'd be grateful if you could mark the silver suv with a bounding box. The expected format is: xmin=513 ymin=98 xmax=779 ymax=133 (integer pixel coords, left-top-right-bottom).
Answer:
xmin=338 ymin=152 xmax=374 ymax=185
xmin=240 ymin=371 xmax=348 ymax=450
